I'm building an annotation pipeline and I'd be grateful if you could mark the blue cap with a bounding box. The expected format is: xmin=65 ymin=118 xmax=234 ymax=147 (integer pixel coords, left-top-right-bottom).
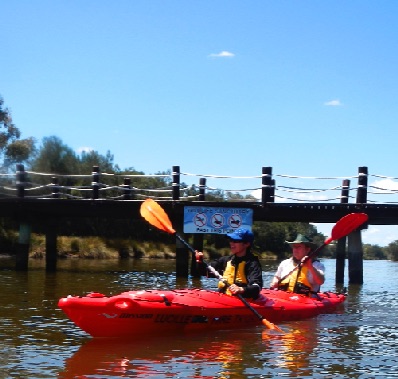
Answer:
xmin=226 ymin=228 xmax=254 ymax=244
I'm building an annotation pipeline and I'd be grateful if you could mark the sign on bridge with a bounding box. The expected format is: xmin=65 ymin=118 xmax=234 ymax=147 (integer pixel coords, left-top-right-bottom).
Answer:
xmin=183 ymin=206 xmax=253 ymax=234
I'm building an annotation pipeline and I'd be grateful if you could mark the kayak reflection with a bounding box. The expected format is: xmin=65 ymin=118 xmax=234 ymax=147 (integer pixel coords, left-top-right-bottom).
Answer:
xmin=58 ymin=321 xmax=323 ymax=379
xmin=58 ymin=331 xmax=256 ymax=379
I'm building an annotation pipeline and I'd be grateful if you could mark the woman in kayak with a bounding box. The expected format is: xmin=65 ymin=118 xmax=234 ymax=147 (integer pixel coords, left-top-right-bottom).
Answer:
xmin=270 ymin=234 xmax=325 ymax=295
xmin=195 ymin=228 xmax=263 ymax=299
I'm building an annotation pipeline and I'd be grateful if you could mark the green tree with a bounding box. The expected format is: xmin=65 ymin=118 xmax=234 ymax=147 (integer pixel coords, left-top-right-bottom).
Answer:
xmin=363 ymin=244 xmax=386 ymax=260
xmin=31 ymin=136 xmax=79 ymax=175
xmin=77 ymin=150 xmax=121 ymax=198
xmin=253 ymin=222 xmax=287 ymax=258
xmin=0 ymin=96 xmax=36 ymax=172
xmin=29 ymin=136 xmax=80 ymax=197
xmin=385 ymin=241 xmax=398 ymax=261
xmin=79 ymin=150 xmax=116 ymax=174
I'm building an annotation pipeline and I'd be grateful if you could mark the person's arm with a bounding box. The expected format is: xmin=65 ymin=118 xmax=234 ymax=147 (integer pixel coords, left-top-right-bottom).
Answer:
xmin=306 ymin=260 xmax=325 ymax=285
xmin=299 ymin=257 xmax=325 ymax=286
xmin=195 ymin=251 xmax=225 ymax=277
xmin=270 ymin=263 xmax=283 ymax=289
xmin=270 ymin=276 xmax=280 ymax=289
xmin=241 ymin=259 xmax=263 ymax=298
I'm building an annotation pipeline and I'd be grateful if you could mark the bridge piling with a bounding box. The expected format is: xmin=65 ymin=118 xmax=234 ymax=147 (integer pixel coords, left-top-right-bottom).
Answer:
xmin=45 ymin=220 xmax=58 ymax=272
xmin=16 ymin=222 xmax=31 ymax=271
xmin=348 ymin=231 xmax=364 ymax=284
xmin=336 ymin=179 xmax=350 ymax=284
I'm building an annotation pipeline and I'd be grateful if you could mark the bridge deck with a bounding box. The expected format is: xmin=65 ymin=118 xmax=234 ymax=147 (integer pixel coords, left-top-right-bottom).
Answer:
xmin=0 ymin=198 xmax=396 ymax=225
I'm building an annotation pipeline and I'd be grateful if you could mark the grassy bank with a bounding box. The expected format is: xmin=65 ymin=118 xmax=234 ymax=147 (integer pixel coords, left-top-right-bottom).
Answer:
xmin=25 ymin=234 xmax=279 ymax=260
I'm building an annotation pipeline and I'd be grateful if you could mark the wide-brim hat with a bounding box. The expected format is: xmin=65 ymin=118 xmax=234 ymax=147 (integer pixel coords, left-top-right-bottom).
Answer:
xmin=286 ymin=234 xmax=317 ymax=248
xmin=226 ymin=228 xmax=254 ymax=244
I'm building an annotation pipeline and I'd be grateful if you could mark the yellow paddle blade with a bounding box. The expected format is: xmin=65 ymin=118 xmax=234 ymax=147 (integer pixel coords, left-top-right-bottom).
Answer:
xmin=262 ymin=318 xmax=284 ymax=333
xmin=140 ymin=199 xmax=176 ymax=234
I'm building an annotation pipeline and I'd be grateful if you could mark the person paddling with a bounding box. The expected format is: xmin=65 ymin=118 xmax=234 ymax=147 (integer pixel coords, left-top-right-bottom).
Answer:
xmin=270 ymin=234 xmax=325 ymax=295
xmin=195 ymin=228 xmax=263 ymax=299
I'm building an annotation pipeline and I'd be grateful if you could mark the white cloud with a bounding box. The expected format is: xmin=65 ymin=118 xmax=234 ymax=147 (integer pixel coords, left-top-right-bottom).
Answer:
xmin=251 ymin=189 xmax=261 ymax=200
xmin=365 ymin=225 xmax=398 ymax=246
xmin=324 ymin=99 xmax=343 ymax=106
xmin=77 ymin=146 xmax=94 ymax=154
xmin=208 ymin=51 xmax=235 ymax=58
xmin=371 ymin=178 xmax=398 ymax=193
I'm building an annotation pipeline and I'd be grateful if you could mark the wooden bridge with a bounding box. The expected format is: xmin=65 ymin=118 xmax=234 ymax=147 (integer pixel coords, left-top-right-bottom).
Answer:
xmin=2 ymin=164 xmax=398 ymax=284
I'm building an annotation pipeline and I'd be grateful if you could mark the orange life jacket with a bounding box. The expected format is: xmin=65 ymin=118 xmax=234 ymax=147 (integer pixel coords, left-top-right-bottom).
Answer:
xmin=278 ymin=264 xmax=312 ymax=294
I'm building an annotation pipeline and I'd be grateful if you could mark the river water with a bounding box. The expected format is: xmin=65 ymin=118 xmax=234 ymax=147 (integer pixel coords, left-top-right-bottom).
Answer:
xmin=0 ymin=257 xmax=397 ymax=379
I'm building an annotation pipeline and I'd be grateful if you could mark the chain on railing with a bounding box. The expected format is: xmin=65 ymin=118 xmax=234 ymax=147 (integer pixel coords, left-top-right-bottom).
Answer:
xmin=2 ymin=164 xmax=398 ymax=204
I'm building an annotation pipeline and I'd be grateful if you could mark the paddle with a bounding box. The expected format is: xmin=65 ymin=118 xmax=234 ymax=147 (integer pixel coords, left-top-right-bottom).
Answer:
xmin=140 ymin=198 xmax=284 ymax=332
xmin=277 ymin=212 xmax=369 ymax=285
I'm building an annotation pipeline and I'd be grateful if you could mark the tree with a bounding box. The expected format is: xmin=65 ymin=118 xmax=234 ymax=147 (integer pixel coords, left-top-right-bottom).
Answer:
xmin=31 ymin=136 xmax=79 ymax=175
xmin=385 ymin=241 xmax=398 ymax=261
xmin=0 ymin=96 xmax=36 ymax=172
xmin=79 ymin=150 xmax=115 ymax=174
xmin=29 ymin=136 xmax=80 ymax=195
xmin=363 ymin=244 xmax=386 ymax=260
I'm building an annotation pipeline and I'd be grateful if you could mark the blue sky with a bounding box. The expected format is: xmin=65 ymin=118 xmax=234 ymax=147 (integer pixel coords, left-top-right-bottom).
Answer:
xmin=2 ymin=1 xmax=398 ymax=246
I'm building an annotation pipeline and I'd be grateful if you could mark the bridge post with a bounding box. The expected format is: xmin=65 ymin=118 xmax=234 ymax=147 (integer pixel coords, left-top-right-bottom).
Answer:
xmin=51 ymin=177 xmax=60 ymax=198
xmin=191 ymin=178 xmax=206 ymax=277
xmin=271 ymin=179 xmax=275 ymax=200
xmin=92 ymin=166 xmax=100 ymax=199
xmin=261 ymin=167 xmax=274 ymax=204
xmin=172 ymin=166 xmax=180 ymax=200
xmin=336 ymin=179 xmax=350 ymax=284
xmin=16 ymin=164 xmax=26 ymax=198
xmin=198 ymin=177 xmax=206 ymax=200
xmin=357 ymin=166 xmax=368 ymax=204
xmin=172 ymin=166 xmax=189 ymax=277
xmin=123 ymin=178 xmax=131 ymax=200
xmin=347 ymin=167 xmax=368 ymax=284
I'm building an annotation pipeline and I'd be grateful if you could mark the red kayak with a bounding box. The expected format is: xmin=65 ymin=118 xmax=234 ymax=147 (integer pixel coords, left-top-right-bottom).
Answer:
xmin=58 ymin=288 xmax=345 ymax=338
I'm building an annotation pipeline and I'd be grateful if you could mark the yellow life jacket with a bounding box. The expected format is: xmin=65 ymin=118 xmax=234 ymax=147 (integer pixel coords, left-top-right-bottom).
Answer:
xmin=218 ymin=259 xmax=248 ymax=296
xmin=279 ymin=264 xmax=312 ymax=294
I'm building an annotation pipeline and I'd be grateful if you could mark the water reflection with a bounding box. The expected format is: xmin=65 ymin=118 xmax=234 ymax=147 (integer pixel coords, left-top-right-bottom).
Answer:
xmin=58 ymin=330 xmax=265 ymax=379
xmin=59 ymin=322 xmax=361 ymax=379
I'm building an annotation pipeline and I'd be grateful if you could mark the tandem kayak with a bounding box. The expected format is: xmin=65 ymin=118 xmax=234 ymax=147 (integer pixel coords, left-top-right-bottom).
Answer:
xmin=58 ymin=288 xmax=345 ymax=338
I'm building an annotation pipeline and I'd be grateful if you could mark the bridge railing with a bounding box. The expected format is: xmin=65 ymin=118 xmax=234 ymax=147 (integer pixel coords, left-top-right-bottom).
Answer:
xmin=2 ymin=164 xmax=398 ymax=205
